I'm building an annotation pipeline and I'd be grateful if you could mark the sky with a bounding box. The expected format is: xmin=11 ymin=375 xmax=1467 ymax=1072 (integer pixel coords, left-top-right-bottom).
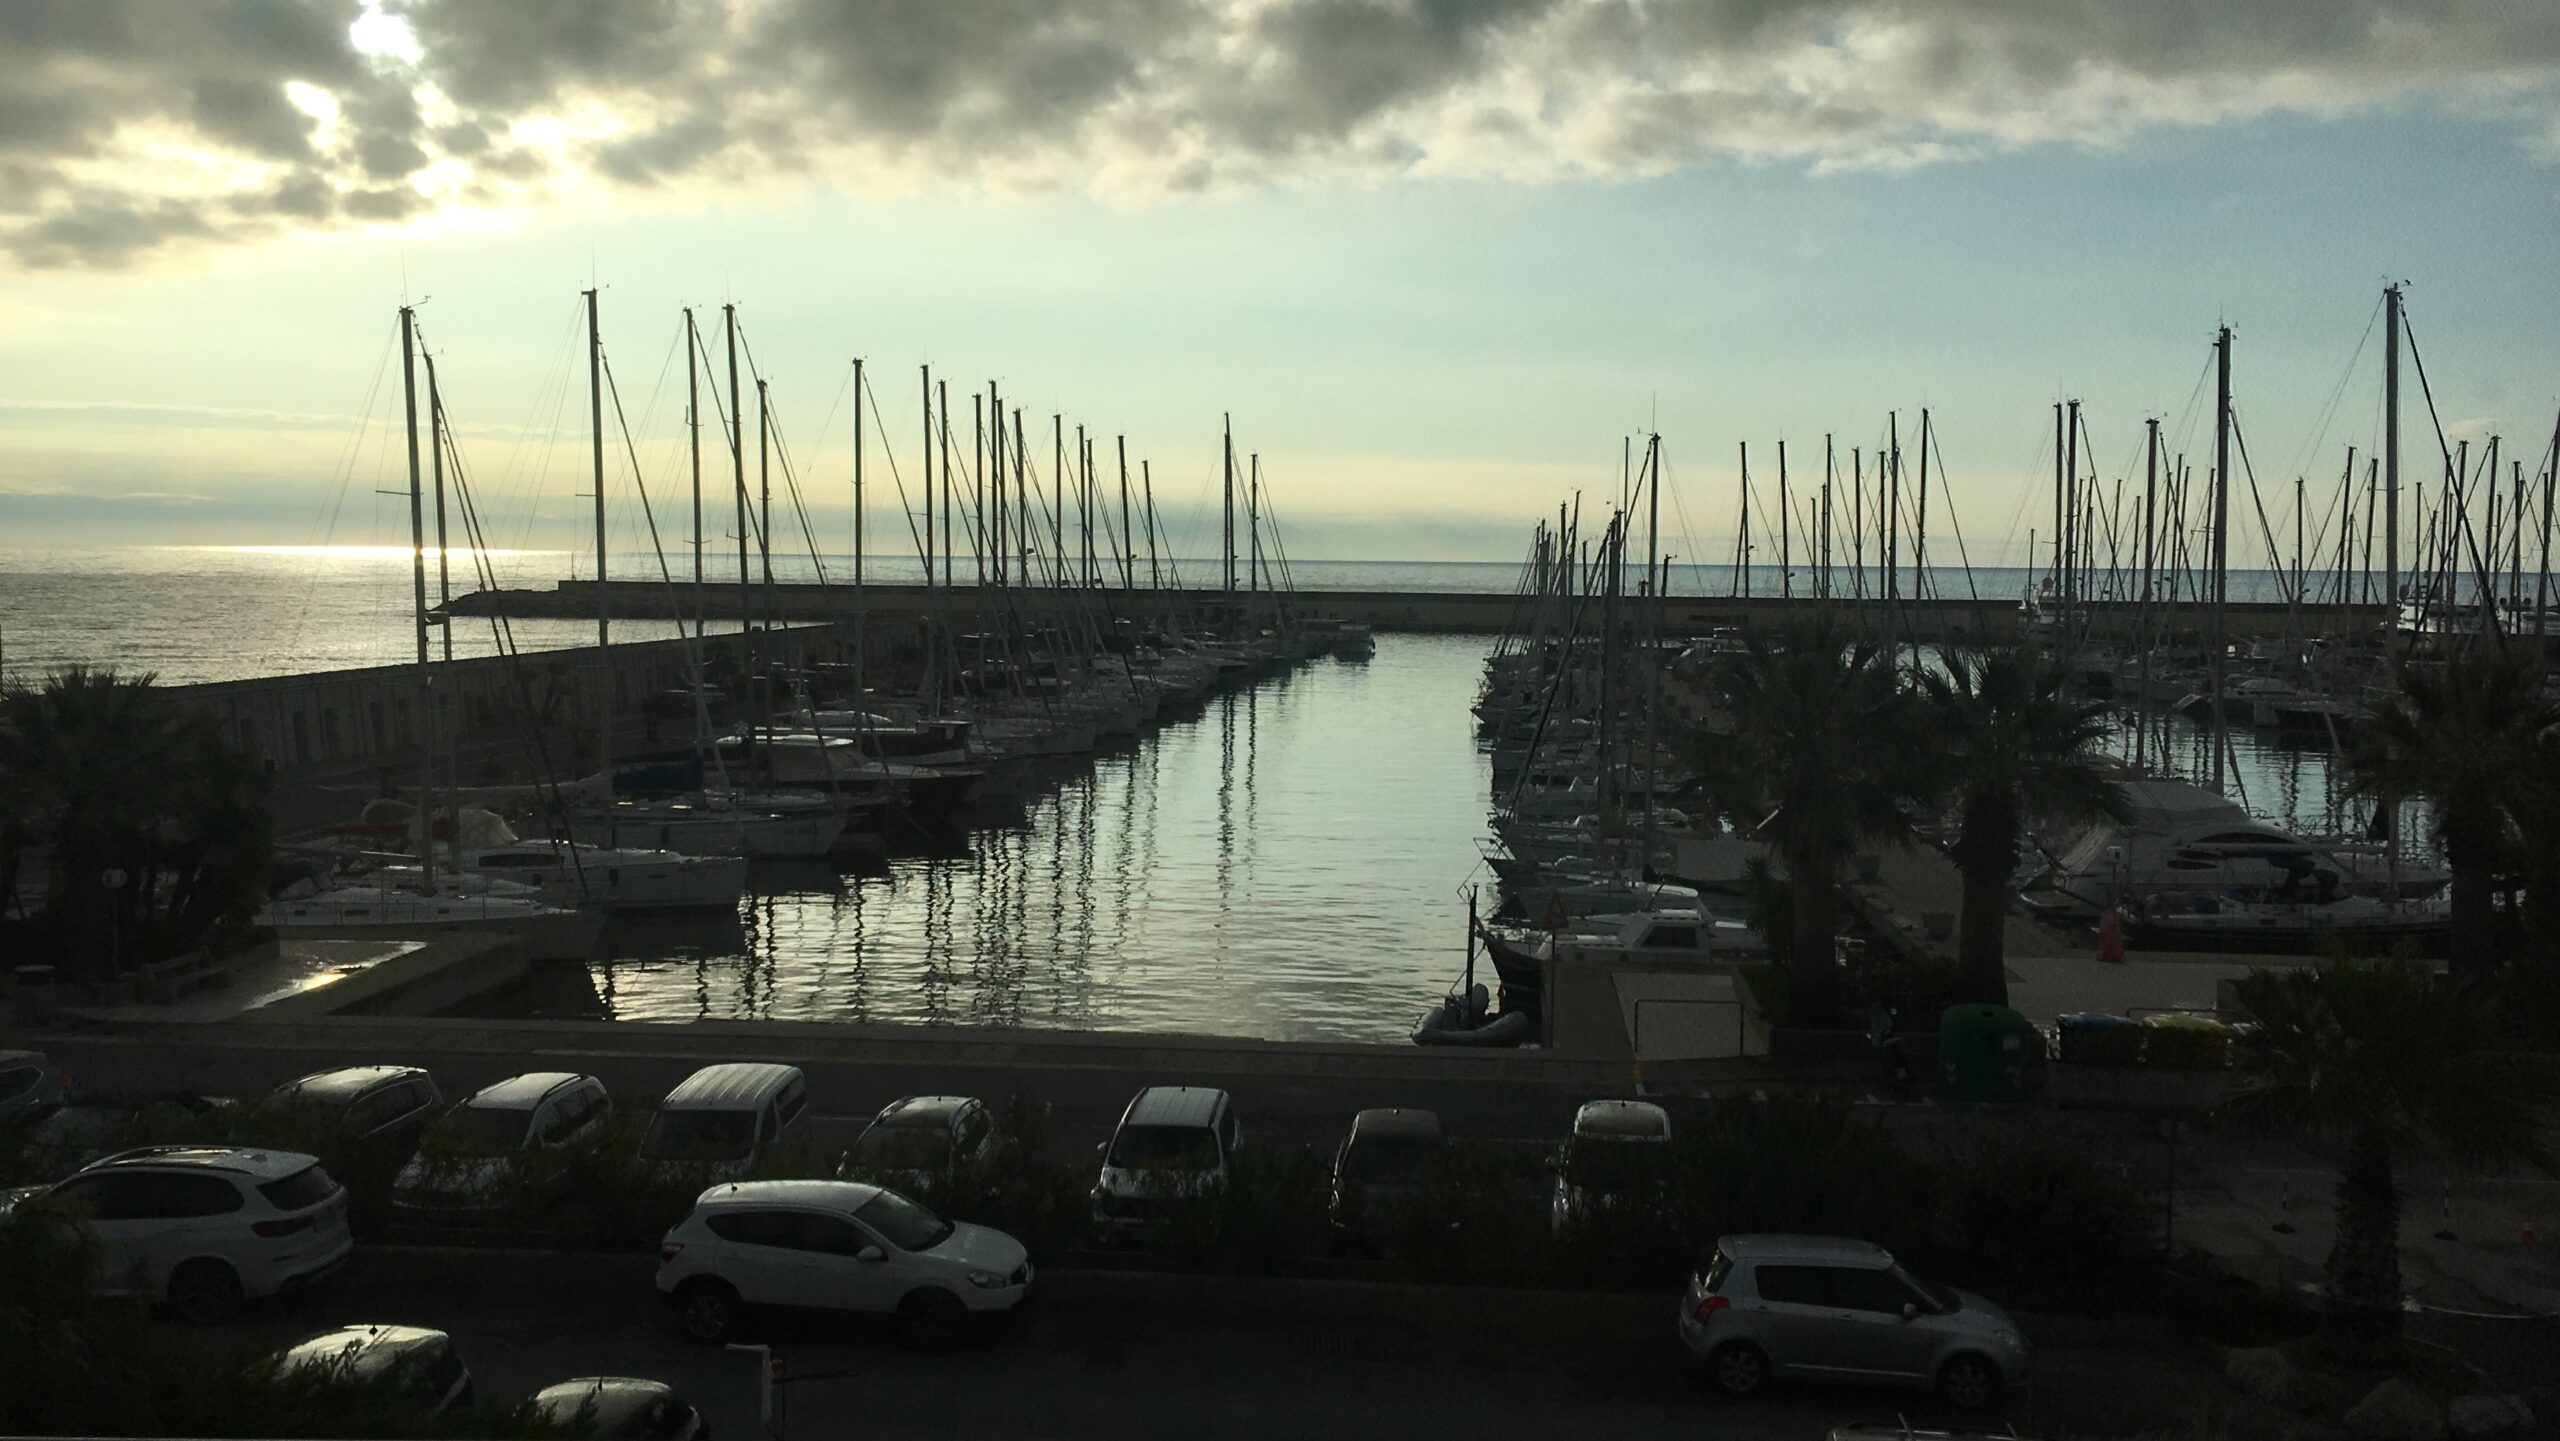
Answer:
xmin=0 ymin=0 xmax=2556 ymax=574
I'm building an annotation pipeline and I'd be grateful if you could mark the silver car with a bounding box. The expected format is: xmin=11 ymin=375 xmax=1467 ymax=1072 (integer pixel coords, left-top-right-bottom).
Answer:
xmin=1678 ymin=1234 xmax=2030 ymax=1409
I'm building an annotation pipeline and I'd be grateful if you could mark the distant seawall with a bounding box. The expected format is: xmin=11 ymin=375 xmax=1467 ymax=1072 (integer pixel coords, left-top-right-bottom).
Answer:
xmin=449 ymin=577 xmax=2386 ymax=641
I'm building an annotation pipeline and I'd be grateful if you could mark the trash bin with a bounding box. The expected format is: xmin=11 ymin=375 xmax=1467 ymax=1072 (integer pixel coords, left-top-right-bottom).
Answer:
xmin=2057 ymin=1011 xmax=2144 ymax=1066
xmin=12 ymin=965 xmax=57 ymax=1028
xmin=2140 ymin=1013 xmax=2233 ymax=1070
xmin=1937 ymin=1003 xmax=2042 ymax=1102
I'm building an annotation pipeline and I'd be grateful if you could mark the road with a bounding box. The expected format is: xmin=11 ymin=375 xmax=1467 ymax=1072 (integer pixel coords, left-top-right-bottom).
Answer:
xmin=181 ymin=1248 xmax=2042 ymax=1441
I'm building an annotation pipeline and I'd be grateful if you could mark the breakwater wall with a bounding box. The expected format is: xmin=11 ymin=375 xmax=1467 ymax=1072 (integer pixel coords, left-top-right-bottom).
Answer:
xmin=453 ymin=578 xmax=2389 ymax=642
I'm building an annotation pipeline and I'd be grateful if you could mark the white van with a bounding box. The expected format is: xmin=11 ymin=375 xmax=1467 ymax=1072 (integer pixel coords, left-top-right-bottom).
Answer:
xmin=640 ymin=1064 xmax=811 ymax=1178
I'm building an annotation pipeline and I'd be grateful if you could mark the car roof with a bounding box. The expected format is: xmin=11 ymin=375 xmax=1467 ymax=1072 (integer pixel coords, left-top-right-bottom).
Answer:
xmin=277 ymin=1325 xmax=450 ymax=1375
xmin=271 ymin=1066 xmax=426 ymax=1102
xmin=88 ymin=1145 xmax=315 ymax=1180
xmin=0 ymin=1050 xmax=48 ymax=1070
xmin=1572 ymin=1099 xmax=1671 ymax=1139
xmin=1350 ymin=1108 xmax=1443 ymax=1140
xmin=696 ymin=1178 xmax=880 ymax=1211
xmin=465 ymin=1072 xmax=589 ymax=1110
xmin=1717 ymin=1233 xmax=1896 ymax=1267
xmin=530 ymin=1377 xmax=674 ymax=1429
xmin=872 ymin=1095 xmax=974 ymax=1129
xmin=1123 ymin=1086 xmax=1227 ymax=1129
xmin=660 ymin=1063 xmax=802 ymax=1111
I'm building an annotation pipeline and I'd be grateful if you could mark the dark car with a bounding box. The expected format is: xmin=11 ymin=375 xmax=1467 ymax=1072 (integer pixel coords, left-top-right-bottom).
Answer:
xmin=270 ymin=1325 xmax=473 ymax=1413
xmin=529 ymin=1377 xmax=709 ymax=1440
xmin=1328 ymin=1108 xmax=1443 ymax=1253
xmin=265 ymin=1066 xmax=445 ymax=1150
xmin=837 ymin=1096 xmax=998 ymax=1197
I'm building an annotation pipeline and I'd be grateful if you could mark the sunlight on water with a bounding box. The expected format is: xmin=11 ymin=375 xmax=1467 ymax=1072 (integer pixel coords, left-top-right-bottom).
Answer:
xmin=581 ymin=634 xmax=1499 ymax=1041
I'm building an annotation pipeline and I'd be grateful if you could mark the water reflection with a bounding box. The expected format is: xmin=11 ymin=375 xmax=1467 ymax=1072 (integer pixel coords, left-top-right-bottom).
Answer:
xmin=543 ymin=633 xmax=2381 ymax=1043
xmin=571 ymin=634 xmax=1492 ymax=1040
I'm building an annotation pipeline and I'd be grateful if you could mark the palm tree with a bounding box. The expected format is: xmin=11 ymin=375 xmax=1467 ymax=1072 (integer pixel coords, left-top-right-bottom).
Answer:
xmin=1919 ymin=647 xmax=2129 ymax=1006
xmin=2230 ymin=962 xmax=2554 ymax=1342
xmin=2348 ymin=649 xmax=2558 ymax=982
xmin=0 ymin=667 xmax=271 ymax=980
xmin=1693 ymin=619 xmax=1935 ymax=1027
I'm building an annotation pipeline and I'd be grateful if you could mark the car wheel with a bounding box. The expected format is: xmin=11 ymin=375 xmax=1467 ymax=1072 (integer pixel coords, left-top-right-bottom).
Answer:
xmin=1938 ymin=1353 xmax=2002 ymax=1409
xmin=1706 ymin=1342 xmax=1770 ymax=1398
xmin=900 ymin=1288 xmax=968 ymax=1355
xmin=167 ymin=1259 xmax=244 ymax=1326
xmin=675 ymin=1279 xmax=741 ymax=1344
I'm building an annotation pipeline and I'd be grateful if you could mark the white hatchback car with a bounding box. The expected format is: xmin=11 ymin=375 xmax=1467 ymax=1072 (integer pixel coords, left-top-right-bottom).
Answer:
xmin=4 ymin=1145 xmax=352 ymax=1323
xmin=657 ymin=1179 xmax=1031 ymax=1351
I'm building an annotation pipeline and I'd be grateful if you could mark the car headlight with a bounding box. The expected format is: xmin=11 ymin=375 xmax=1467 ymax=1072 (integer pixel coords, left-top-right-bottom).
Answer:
xmin=1995 ymin=1329 xmax=2026 ymax=1350
xmin=966 ymin=1269 xmax=1007 ymax=1290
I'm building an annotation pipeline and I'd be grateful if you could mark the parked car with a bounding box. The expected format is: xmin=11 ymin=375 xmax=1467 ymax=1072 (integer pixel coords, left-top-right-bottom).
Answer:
xmin=640 ymin=1064 xmax=810 ymax=1179
xmin=529 ymin=1377 xmax=709 ymax=1440
xmin=265 ymin=1066 xmax=445 ymax=1150
xmin=838 ymin=1095 xmax=997 ymax=1196
xmin=391 ymin=1072 xmax=611 ymax=1222
xmin=656 ymin=1179 xmax=1032 ymax=1351
xmin=1090 ymin=1086 xmax=1240 ymax=1241
xmin=1 ymin=1145 xmax=352 ymax=1323
xmin=270 ymin=1324 xmax=474 ymax=1413
xmin=1550 ymin=1099 xmax=1672 ymax=1233
xmin=1679 ymin=1234 xmax=2030 ymax=1409
xmin=0 ymin=1049 xmax=62 ymax=1128
xmin=12 ymin=1092 xmax=237 ymax=1173
xmin=1328 ymin=1108 xmax=1442 ymax=1253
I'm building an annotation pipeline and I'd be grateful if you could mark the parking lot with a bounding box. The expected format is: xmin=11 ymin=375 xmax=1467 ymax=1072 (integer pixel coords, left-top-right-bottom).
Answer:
xmin=183 ymin=1247 xmax=2080 ymax=1441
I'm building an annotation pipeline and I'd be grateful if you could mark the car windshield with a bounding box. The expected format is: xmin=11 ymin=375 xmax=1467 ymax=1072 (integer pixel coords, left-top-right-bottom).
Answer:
xmin=849 ymin=1125 xmax=948 ymax=1171
xmin=1561 ymin=1137 xmax=1668 ymax=1194
xmin=1343 ymin=1135 xmax=1433 ymax=1186
xmin=426 ymin=1105 xmax=528 ymax=1156
xmin=1893 ymin=1264 xmax=1958 ymax=1312
xmin=641 ymin=1110 xmax=756 ymax=1162
xmin=853 ymin=1189 xmax=954 ymax=1252
xmin=1108 ymin=1124 xmax=1218 ymax=1171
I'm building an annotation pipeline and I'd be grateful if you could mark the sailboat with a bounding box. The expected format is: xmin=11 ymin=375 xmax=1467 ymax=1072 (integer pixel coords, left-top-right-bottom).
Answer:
xmin=261 ymin=305 xmax=604 ymax=962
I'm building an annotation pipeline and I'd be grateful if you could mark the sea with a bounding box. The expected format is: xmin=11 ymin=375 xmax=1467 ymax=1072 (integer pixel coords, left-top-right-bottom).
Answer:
xmin=0 ymin=546 xmax=2370 ymax=1040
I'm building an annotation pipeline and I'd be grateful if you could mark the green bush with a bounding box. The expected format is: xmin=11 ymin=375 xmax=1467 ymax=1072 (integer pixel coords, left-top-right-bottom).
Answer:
xmin=1931 ymin=1133 xmax=2152 ymax=1306
xmin=1678 ymin=1095 xmax=1937 ymax=1258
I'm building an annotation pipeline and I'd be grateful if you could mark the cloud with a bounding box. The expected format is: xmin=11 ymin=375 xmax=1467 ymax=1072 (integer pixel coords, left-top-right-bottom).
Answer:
xmin=1 ymin=0 xmax=2555 ymax=271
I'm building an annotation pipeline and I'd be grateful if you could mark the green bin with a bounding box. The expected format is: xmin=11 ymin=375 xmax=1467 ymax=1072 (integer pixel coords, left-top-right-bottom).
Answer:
xmin=1937 ymin=1003 xmax=2042 ymax=1102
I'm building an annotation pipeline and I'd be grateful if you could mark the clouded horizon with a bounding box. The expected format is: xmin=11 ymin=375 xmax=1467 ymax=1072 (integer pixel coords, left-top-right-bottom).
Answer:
xmin=2 ymin=0 xmax=2555 ymax=574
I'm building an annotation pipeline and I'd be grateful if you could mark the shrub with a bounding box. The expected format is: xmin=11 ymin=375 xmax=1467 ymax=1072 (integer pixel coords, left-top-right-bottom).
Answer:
xmin=1679 ymin=1095 xmax=1936 ymax=1258
xmin=1932 ymin=1133 xmax=2152 ymax=1307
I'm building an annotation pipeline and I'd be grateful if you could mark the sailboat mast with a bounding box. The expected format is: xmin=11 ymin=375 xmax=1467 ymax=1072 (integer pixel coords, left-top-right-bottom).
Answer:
xmin=427 ymin=358 xmax=453 ymax=665
xmin=1249 ymin=455 xmax=1262 ymax=597
xmin=1778 ymin=440 xmax=1791 ymax=602
xmin=685 ymin=309 xmax=705 ymax=639
xmin=585 ymin=288 xmax=610 ymax=817
xmin=2385 ymin=284 xmax=2402 ymax=608
xmin=852 ymin=357 xmax=865 ymax=592
xmin=974 ymin=393 xmax=987 ymax=589
xmin=1820 ymin=434 xmax=1835 ymax=603
xmin=2136 ymin=417 xmax=2159 ymax=767
xmin=1223 ymin=414 xmax=1237 ymax=602
xmin=399 ymin=306 xmax=437 ymax=889
xmin=725 ymin=305 xmax=749 ymax=760
xmin=921 ymin=366 xmax=935 ymax=590
xmin=939 ymin=378 xmax=954 ymax=588
xmin=1736 ymin=442 xmax=1751 ymax=600
xmin=936 ymin=366 xmax=947 ymax=591
xmin=1118 ymin=436 xmax=1134 ymax=590
xmin=1143 ymin=460 xmax=1161 ymax=590
xmin=2210 ymin=325 xmax=2231 ymax=792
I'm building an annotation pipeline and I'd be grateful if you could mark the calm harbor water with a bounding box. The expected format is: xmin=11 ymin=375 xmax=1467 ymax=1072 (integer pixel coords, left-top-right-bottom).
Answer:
xmin=560 ymin=632 xmax=1498 ymax=1039
xmin=3 ymin=545 xmax=2382 ymax=1040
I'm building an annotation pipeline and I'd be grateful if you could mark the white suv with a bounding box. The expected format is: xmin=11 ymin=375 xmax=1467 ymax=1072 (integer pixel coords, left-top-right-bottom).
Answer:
xmin=1090 ymin=1086 xmax=1240 ymax=1241
xmin=392 ymin=1072 xmax=611 ymax=1221
xmin=3 ymin=1145 xmax=352 ymax=1323
xmin=657 ymin=1180 xmax=1030 ymax=1351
